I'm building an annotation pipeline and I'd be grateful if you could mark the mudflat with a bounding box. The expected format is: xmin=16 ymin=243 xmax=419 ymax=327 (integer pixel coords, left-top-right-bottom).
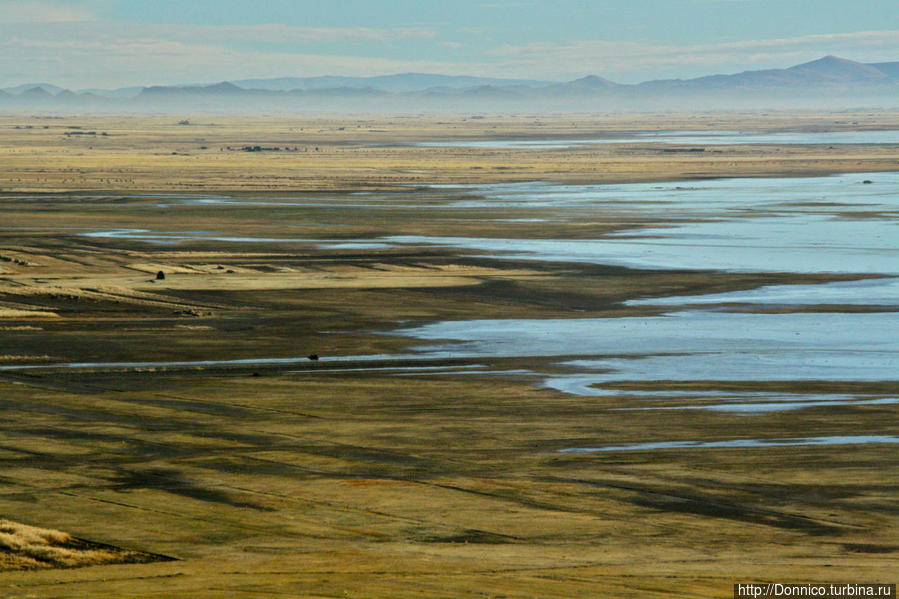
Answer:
xmin=1 ymin=113 xmax=897 ymax=598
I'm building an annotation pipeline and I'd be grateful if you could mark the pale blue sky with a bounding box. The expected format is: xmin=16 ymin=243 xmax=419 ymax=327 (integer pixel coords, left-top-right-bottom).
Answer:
xmin=2 ymin=0 xmax=897 ymax=88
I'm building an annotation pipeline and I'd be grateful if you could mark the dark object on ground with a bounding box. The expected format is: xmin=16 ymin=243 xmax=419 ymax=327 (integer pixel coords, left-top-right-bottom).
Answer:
xmin=308 ymin=354 xmax=319 ymax=361
xmin=156 ymin=271 xmax=165 ymax=280
xmin=863 ymin=180 xmax=873 ymax=184
xmin=251 ymin=372 xmax=261 ymax=377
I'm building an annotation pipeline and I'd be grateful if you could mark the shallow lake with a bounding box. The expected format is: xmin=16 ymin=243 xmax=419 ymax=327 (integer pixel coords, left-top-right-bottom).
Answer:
xmin=414 ymin=129 xmax=899 ymax=148
xmin=387 ymin=172 xmax=899 ymax=273
xmin=388 ymin=310 xmax=898 ymax=411
xmin=14 ymin=172 xmax=899 ymax=424
xmin=386 ymin=172 xmax=899 ymax=415
xmin=559 ymin=435 xmax=899 ymax=453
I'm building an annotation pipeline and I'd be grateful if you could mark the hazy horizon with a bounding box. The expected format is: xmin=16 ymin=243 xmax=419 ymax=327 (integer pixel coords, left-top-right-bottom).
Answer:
xmin=2 ymin=0 xmax=898 ymax=89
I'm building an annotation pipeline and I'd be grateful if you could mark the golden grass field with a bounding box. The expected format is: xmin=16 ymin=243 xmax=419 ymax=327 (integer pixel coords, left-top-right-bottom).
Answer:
xmin=0 ymin=112 xmax=897 ymax=597
xmin=2 ymin=111 xmax=899 ymax=192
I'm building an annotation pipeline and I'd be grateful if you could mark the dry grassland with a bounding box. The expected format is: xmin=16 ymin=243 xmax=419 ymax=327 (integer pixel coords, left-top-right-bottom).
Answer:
xmin=0 ymin=519 xmax=166 ymax=571
xmin=0 ymin=112 xmax=897 ymax=597
xmin=1 ymin=112 xmax=898 ymax=192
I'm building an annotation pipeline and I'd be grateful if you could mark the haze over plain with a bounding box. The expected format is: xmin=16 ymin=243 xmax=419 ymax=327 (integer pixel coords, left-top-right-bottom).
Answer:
xmin=2 ymin=0 xmax=898 ymax=110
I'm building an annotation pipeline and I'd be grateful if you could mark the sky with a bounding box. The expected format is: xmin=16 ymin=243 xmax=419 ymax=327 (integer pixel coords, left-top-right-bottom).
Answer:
xmin=1 ymin=0 xmax=897 ymax=89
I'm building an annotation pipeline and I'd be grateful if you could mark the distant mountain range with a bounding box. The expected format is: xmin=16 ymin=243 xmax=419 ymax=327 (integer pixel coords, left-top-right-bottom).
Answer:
xmin=230 ymin=73 xmax=553 ymax=92
xmin=2 ymin=56 xmax=897 ymax=112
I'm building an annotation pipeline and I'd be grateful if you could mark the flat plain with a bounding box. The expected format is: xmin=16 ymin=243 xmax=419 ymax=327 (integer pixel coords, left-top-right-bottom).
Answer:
xmin=1 ymin=112 xmax=897 ymax=598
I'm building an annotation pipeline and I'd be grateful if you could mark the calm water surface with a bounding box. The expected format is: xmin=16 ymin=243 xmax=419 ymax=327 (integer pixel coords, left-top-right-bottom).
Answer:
xmin=11 ymin=172 xmax=899 ymax=429
xmin=559 ymin=435 xmax=899 ymax=453
xmin=389 ymin=173 xmax=899 ymax=417
xmin=415 ymin=129 xmax=899 ymax=148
